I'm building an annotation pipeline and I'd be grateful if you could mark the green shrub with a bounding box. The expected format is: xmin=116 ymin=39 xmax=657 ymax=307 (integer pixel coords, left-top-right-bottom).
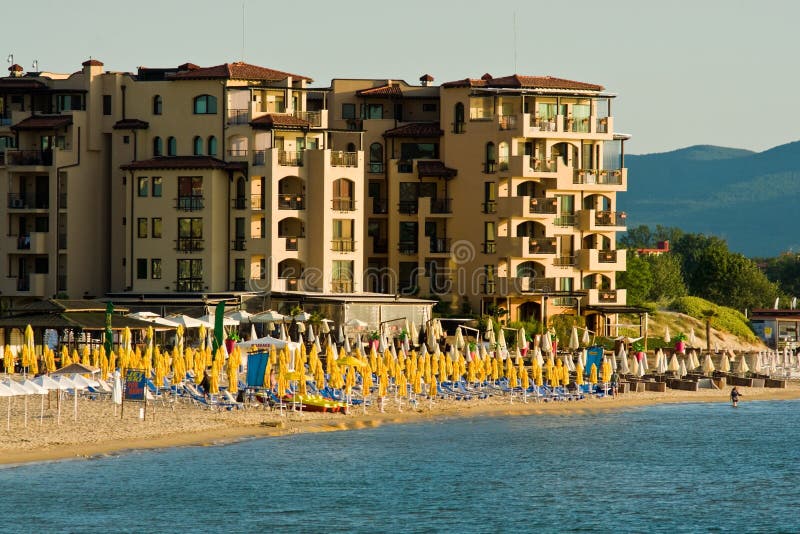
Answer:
xmin=668 ymin=296 xmax=756 ymax=341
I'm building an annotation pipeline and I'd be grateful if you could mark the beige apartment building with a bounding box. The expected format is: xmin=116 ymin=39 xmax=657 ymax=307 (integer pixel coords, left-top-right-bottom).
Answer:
xmin=1 ymin=59 xmax=629 ymax=331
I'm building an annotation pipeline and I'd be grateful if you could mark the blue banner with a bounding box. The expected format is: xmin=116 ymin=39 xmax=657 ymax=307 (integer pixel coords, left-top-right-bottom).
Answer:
xmin=124 ymin=368 xmax=147 ymax=400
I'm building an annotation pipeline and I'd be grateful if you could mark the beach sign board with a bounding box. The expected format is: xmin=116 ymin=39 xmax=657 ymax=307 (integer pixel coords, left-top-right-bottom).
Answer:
xmin=246 ymin=352 xmax=270 ymax=387
xmin=124 ymin=368 xmax=147 ymax=401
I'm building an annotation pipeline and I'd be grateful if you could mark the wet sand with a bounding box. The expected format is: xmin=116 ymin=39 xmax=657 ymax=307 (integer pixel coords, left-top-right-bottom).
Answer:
xmin=2 ymin=382 xmax=798 ymax=466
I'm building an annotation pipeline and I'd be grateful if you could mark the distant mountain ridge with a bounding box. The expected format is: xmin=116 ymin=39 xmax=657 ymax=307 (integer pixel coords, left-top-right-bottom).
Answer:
xmin=620 ymin=141 xmax=800 ymax=257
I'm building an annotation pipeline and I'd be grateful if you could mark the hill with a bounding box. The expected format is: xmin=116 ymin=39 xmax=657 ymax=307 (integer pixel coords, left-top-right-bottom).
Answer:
xmin=620 ymin=141 xmax=800 ymax=256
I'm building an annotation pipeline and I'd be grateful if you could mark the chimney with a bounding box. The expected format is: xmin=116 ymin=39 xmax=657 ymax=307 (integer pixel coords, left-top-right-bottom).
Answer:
xmin=8 ymin=64 xmax=23 ymax=77
xmin=419 ymin=74 xmax=434 ymax=87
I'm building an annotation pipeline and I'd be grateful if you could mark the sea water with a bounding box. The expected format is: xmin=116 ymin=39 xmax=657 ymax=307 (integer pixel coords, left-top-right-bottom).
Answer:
xmin=1 ymin=400 xmax=799 ymax=533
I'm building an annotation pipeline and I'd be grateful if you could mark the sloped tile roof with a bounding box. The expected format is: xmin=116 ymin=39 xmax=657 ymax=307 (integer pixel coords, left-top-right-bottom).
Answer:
xmin=417 ymin=160 xmax=457 ymax=178
xmin=383 ymin=122 xmax=443 ymax=138
xmin=82 ymin=59 xmax=104 ymax=67
xmin=113 ymin=118 xmax=150 ymax=130
xmin=0 ymin=78 xmax=47 ymax=91
xmin=11 ymin=115 xmax=73 ymax=131
xmin=171 ymin=61 xmax=312 ymax=82
xmin=120 ymin=156 xmax=246 ymax=171
xmin=249 ymin=113 xmax=311 ymax=130
xmin=356 ymin=84 xmax=402 ymax=97
xmin=442 ymin=74 xmax=603 ymax=91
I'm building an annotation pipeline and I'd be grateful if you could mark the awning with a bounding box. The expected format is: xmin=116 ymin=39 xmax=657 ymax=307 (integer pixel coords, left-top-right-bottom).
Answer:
xmin=11 ymin=115 xmax=73 ymax=131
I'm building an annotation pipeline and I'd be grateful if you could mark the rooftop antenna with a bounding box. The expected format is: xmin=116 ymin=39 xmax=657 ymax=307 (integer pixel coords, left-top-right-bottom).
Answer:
xmin=241 ymin=1 xmax=245 ymax=62
xmin=6 ymin=53 xmax=12 ymax=64
xmin=513 ymin=11 xmax=517 ymax=73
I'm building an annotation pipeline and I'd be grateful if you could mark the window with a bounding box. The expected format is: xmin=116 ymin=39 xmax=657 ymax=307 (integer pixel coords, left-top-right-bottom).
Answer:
xmin=332 ymin=260 xmax=354 ymax=292
xmin=485 ymin=142 xmax=496 ymax=173
xmin=151 ymin=217 xmax=162 ymax=238
xmin=484 ymin=182 xmax=497 ymax=213
xmin=153 ymin=136 xmax=163 ymax=156
xmin=207 ymin=136 xmax=217 ymax=156
xmin=454 ymin=102 xmax=465 ymax=133
xmin=102 ymin=95 xmax=112 ymax=115
xmin=167 ymin=136 xmax=177 ymax=156
xmin=400 ymin=143 xmax=438 ymax=160
xmin=153 ymin=95 xmax=162 ymax=115
xmin=123 ymin=135 xmax=130 ymax=144
xmin=137 ymin=177 xmax=148 ymax=197
xmin=178 ymin=217 xmax=203 ymax=238
xmin=35 ymin=216 xmax=48 ymax=232
xmin=332 ymin=178 xmax=355 ymax=211
xmin=369 ymin=142 xmax=383 ymax=173
xmin=57 ymin=94 xmax=82 ymax=111
xmin=484 ymin=221 xmax=496 ymax=253
xmin=151 ymin=177 xmax=162 ymax=197
xmin=177 ymin=259 xmax=203 ymax=291
xmin=137 ymin=218 xmax=148 ymax=238
xmin=136 ymin=258 xmax=147 ymax=279
xmin=151 ymin=258 xmax=162 ymax=279
xmin=361 ymin=103 xmax=383 ymax=119
xmin=193 ymin=94 xmax=217 ymax=114
xmin=193 ymin=136 xmax=203 ymax=155
xmin=342 ymin=103 xmax=356 ymax=119
xmin=422 ymin=103 xmax=437 ymax=112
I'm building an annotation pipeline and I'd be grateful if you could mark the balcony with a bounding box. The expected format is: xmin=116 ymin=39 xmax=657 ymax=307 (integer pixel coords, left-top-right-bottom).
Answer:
xmin=566 ymin=117 xmax=591 ymax=133
xmin=371 ymin=198 xmax=388 ymax=214
xmin=278 ymin=194 xmax=305 ymax=210
xmin=331 ymin=151 xmax=358 ymax=167
xmin=331 ymin=198 xmax=355 ymax=211
xmin=496 ymin=276 xmax=556 ymax=295
xmin=285 ymin=237 xmax=300 ymax=251
xmin=482 ymin=200 xmax=496 ymax=214
xmin=5 ymin=149 xmax=53 ymax=166
xmin=498 ymin=237 xmax=557 ymax=258
xmin=331 ymin=239 xmax=355 ymax=253
xmin=481 ymin=281 xmax=496 ymax=294
xmin=583 ymin=288 xmax=627 ymax=306
xmin=227 ymin=109 xmax=249 ymax=125
xmin=227 ymin=148 xmax=248 ymax=159
xmin=576 ymin=209 xmax=627 ymax=232
xmin=429 ymin=237 xmax=451 ymax=254
xmin=553 ymin=214 xmax=576 ymax=227
xmin=331 ymin=279 xmax=353 ymax=293
xmin=573 ymin=168 xmax=625 ymax=186
xmin=530 ymin=117 xmax=558 ymax=132
xmin=483 ymin=241 xmax=496 ymax=254
xmin=596 ymin=117 xmax=609 ymax=133
xmin=368 ymin=162 xmax=384 ymax=174
xmin=232 ymin=238 xmax=247 ymax=251
xmin=175 ymin=196 xmax=204 ymax=211
xmin=174 ymin=238 xmax=204 ymax=252
xmin=554 ymin=255 xmax=576 ymax=268
xmin=14 ymin=232 xmax=48 ymax=254
xmin=278 ymin=150 xmax=304 ymax=167
xmin=283 ymin=278 xmax=302 ymax=291
xmin=292 ymin=110 xmax=323 ymax=127
xmin=8 ymin=193 xmax=48 ymax=210
xmin=232 ymin=197 xmax=247 ymax=210
xmin=576 ymin=249 xmax=627 ymax=271
xmin=498 ymin=115 xmax=517 ymax=131
xmin=176 ymin=279 xmax=204 ymax=292
xmin=430 ymin=198 xmax=452 ymax=214
xmin=529 ymin=197 xmax=558 ymax=215
xmin=398 ymin=241 xmax=418 ymax=255
xmin=398 ymin=200 xmax=418 ymax=215
xmin=251 ymin=195 xmax=265 ymax=210
xmin=252 ymin=150 xmax=266 ymax=166
xmin=12 ymin=273 xmax=48 ymax=296
xmin=529 ymin=239 xmax=557 ymax=255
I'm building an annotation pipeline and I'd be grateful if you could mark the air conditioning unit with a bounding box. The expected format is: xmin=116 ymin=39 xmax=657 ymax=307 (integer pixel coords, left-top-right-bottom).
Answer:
xmin=10 ymin=198 xmax=24 ymax=209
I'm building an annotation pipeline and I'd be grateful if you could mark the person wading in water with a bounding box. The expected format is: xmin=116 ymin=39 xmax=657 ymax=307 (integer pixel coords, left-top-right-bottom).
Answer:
xmin=730 ymin=386 xmax=742 ymax=407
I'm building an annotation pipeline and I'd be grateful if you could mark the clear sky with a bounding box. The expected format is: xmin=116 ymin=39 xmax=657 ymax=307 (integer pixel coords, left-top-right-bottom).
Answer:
xmin=4 ymin=0 xmax=798 ymax=154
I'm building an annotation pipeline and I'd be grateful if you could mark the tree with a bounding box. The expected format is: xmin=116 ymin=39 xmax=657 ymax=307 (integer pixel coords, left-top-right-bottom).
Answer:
xmin=644 ymin=253 xmax=686 ymax=302
xmin=619 ymin=225 xmax=683 ymax=249
xmin=763 ymin=253 xmax=800 ymax=299
xmin=617 ymin=251 xmax=653 ymax=305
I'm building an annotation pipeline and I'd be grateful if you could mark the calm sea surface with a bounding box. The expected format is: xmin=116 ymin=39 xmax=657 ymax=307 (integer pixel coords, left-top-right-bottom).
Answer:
xmin=1 ymin=400 xmax=799 ymax=533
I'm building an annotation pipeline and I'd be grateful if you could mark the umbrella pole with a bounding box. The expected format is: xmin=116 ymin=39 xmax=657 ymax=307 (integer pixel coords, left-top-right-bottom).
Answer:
xmin=6 ymin=398 xmax=9 ymax=431
xmin=57 ymin=390 xmax=61 ymax=425
xmin=74 ymin=390 xmax=78 ymax=421
xmin=24 ymin=396 xmax=27 ymax=428
xmin=40 ymin=395 xmax=44 ymax=426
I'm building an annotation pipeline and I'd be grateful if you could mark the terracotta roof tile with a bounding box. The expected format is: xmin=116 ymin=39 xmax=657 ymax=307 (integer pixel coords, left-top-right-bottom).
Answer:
xmin=113 ymin=118 xmax=149 ymax=130
xmin=417 ymin=160 xmax=457 ymax=178
xmin=0 ymin=78 xmax=47 ymax=91
xmin=8 ymin=64 xmax=23 ymax=72
xmin=383 ymin=122 xmax=443 ymax=138
xmin=356 ymin=84 xmax=402 ymax=97
xmin=82 ymin=59 xmax=104 ymax=67
xmin=249 ymin=113 xmax=311 ymax=130
xmin=419 ymin=74 xmax=434 ymax=82
xmin=11 ymin=115 xmax=73 ymax=131
xmin=120 ymin=156 xmax=246 ymax=171
xmin=441 ymin=74 xmax=604 ymax=91
xmin=171 ymin=61 xmax=312 ymax=82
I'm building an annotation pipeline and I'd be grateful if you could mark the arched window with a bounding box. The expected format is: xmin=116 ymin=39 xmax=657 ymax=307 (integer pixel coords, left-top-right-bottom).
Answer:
xmin=369 ymin=142 xmax=383 ymax=173
xmin=153 ymin=95 xmax=162 ymax=115
xmin=485 ymin=142 xmax=496 ymax=173
xmin=167 ymin=136 xmax=177 ymax=156
xmin=193 ymin=136 xmax=203 ymax=156
xmin=207 ymin=136 xmax=217 ymax=156
xmin=153 ymin=136 xmax=163 ymax=156
xmin=454 ymin=102 xmax=465 ymax=133
xmin=193 ymin=94 xmax=217 ymax=114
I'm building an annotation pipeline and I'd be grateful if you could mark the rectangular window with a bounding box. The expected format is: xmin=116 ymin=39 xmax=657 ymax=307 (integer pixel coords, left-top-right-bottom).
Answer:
xmin=137 ymin=176 xmax=148 ymax=197
xmin=342 ymin=103 xmax=356 ymax=119
xmin=400 ymin=143 xmax=438 ymax=160
xmin=136 ymin=258 xmax=147 ymax=279
xmin=178 ymin=217 xmax=203 ymax=238
xmin=360 ymin=103 xmax=383 ymax=119
xmin=102 ymin=94 xmax=112 ymax=115
xmin=151 ymin=258 xmax=162 ymax=279
xmin=151 ymin=176 xmax=162 ymax=197
xmin=35 ymin=216 xmax=48 ymax=233
xmin=177 ymin=259 xmax=203 ymax=291
xmin=177 ymin=176 xmax=203 ymax=210
xmin=151 ymin=217 xmax=162 ymax=238
xmin=422 ymin=103 xmax=437 ymax=112
xmin=484 ymin=221 xmax=496 ymax=254
xmin=137 ymin=218 xmax=148 ymax=238
xmin=34 ymin=257 xmax=49 ymax=273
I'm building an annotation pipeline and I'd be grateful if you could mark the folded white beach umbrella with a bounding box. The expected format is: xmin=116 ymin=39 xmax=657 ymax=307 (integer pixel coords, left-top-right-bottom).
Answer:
xmin=629 ymin=354 xmax=638 ymax=375
xmin=720 ymin=353 xmax=731 ymax=373
xmin=610 ymin=349 xmax=618 ymax=371
xmin=663 ymin=326 xmax=671 ymax=343
xmin=535 ymin=347 xmax=544 ymax=368
xmin=581 ymin=328 xmax=590 ymax=346
xmin=702 ymin=354 xmax=715 ymax=375
xmin=619 ymin=351 xmax=630 ymax=374
xmin=637 ymin=358 xmax=646 ymax=377
xmin=679 ymin=358 xmax=687 ymax=378
xmin=668 ymin=354 xmax=680 ymax=373
xmin=752 ymin=353 xmax=762 ymax=374
xmin=736 ymin=354 xmax=750 ymax=375
xmin=657 ymin=354 xmax=668 ymax=375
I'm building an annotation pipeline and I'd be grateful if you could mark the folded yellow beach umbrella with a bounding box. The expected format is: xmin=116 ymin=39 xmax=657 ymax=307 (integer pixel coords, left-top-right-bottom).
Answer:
xmin=575 ymin=364 xmax=585 ymax=385
xmin=589 ymin=363 xmax=598 ymax=385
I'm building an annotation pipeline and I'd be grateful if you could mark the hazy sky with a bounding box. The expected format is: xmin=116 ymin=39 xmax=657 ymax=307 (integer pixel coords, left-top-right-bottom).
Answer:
xmin=4 ymin=0 xmax=798 ymax=154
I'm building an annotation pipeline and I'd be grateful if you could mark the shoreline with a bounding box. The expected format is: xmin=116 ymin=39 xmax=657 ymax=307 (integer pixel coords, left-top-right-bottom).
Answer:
xmin=2 ymin=384 xmax=799 ymax=467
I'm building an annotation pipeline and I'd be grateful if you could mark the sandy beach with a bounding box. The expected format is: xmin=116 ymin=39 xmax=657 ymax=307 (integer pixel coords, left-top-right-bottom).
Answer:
xmin=1 ymin=381 xmax=799 ymax=466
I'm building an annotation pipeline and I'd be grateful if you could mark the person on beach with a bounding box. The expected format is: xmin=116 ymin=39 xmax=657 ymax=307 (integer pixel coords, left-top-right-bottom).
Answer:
xmin=610 ymin=371 xmax=619 ymax=398
xmin=200 ymin=367 xmax=212 ymax=399
xmin=730 ymin=386 xmax=742 ymax=407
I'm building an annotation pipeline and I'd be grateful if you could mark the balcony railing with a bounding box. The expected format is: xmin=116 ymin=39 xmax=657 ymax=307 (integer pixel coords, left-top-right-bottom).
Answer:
xmin=292 ymin=110 xmax=322 ymax=127
xmin=286 ymin=237 xmax=299 ymax=251
xmin=331 ymin=279 xmax=353 ymax=293
xmin=566 ymin=118 xmax=590 ymax=133
xmin=482 ymin=281 xmax=496 ymax=294
xmin=6 ymin=149 xmax=52 ymax=166
xmin=595 ymin=210 xmax=627 ymax=226
xmin=232 ymin=197 xmax=247 ymax=210
xmin=574 ymin=169 xmax=624 ymax=185
xmin=397 ymin=161 xmax=413 ymax=173
xmin=174 ymin=238 xmax=204 ymax=252
xmin=175 ymin=196 xmax=204 ymax=211
xmin=453 ymin=122 xmax=466 ymax=134
xmin=251 ymin=195 xmax=265 ymax=210
xmin=278 ymin=150 xmax=304 ymax=167
xmin=368 ymin=162 xmax=384 ymax=173
xmin=516 ymin=276 xmax=556 ymax=293
xmin=483 ymin=241 xmax=496 ymax=254
xmin=599 ymin=289 xmax=619 ymax=303
xmin=498 ymin=115 xmax=517 ymax=130
xmin=497 ymin=156 xmax=509 ymax=171
xmin=430 ymin=198 xmax=452 ymax=214
xmin=16 ymin=235 xmax=31 ymax=250
xmin=17 ymin=277 xmax=30 ymax=291
xmin=430 ymin=238 xmax=451 ymax=253
xmin=331 ymin=239 xmax=355 ymax=252
xmin=554 ymin=255 xmax=576 ymax=267
xmin=599 ymin=250 xmax=618 ymax=263
xmin=554 ymin=214 xmax=576 ymax=227
xmin=596 ymin=117 xmax=609 ymax=133
xmin=284 ymin=278 xmax=301 ymax=291
xmin=331 ymin=151 xmax=358 ymax=167
xmin=227 ymin=148 xmax=248 ymax=157
xmin=372 ymin=198 xmax=388 ymax=214
xmin=331 ymin=198 xmax=355 ymax=211
xmin=531 ymin=117 xmax=558 ymax=131
xmin=58 ymin=234 xmax=67 ymax=250
xmin=529 ymin=157 xmax=558 ymax=173
xmin=372 ymin=238 xmax=388 ymax=254
xmin=252 ymin=150 xmax=266 ymax=166
xmin=8 ymin=193 xmax=48 ymax=210
xmin=484 ymin=161 xmax=496 ymax=174
xmin=528 ymin=239 xmax=557 ymax=255
xmin=232 ymin=238 xmax=246 ymax=251
xmin=529 ymin=197 xmax=557 ymax=214
xmin=482 ymin=201 xmax=496 ymax=214
xmin=398 ymin=200 xmax=418 ymax=214
xmin=398 ymin=241 xmax=418 ymax=255
xmin=278 ymin=194 xmax=305 ymax=210
xmin=227 ymin=109 xmax=249 ymax=125
xmin=176 ymin=279 xmax=204 ymax=292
